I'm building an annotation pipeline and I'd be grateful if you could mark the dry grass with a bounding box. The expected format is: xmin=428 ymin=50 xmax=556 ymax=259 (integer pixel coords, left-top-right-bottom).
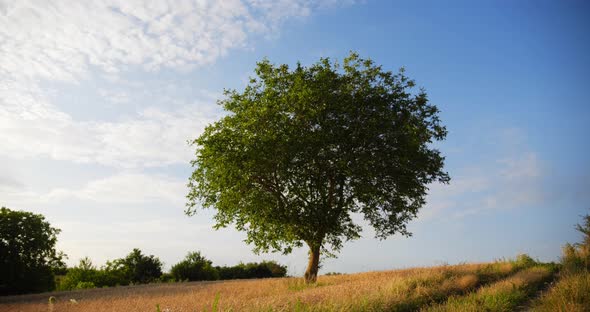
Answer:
xmin=423 ymin=265 xmax=556 ymax=312
xmin=0 ymin=262 xmax=524 ymax=312
xmin=531 ymin=270 xmax=590 ymax=312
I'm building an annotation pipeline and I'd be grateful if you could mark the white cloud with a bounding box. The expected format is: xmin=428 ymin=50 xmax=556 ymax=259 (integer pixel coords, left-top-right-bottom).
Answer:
xmin=0 ymin=0 xmax=353 ymax=167
xmin=1 ymin=171 xmax=190 ymax=221
xmin=422 ymin=149 xmax=545 ymax=220
xmin=42 ymin=172 xmax=186 ymax=205
xmin=0 ymin=0 xmax=346 ymax=82
xmin=0 ymin=94 xmax=217 ymax=167
xmin=498 ymin=152 xmax=540 ymax=180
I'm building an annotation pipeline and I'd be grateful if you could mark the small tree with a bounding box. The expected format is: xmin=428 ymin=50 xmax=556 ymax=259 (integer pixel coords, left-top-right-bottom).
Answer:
xmin=170 ymin=251 xmax=218 ymax=281
xmin=0 ymin=207 xmax=66 ymax=294
xmin=116 ymin=248 xmax=163 ymax=284
xmin=57 ymin=257 xmax=99 ymax=290
xmin=187 ymin=52 xmax=449 ymax=283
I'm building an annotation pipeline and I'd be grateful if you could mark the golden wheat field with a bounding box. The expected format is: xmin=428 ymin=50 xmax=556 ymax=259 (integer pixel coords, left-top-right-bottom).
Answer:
xmin=0 ymin=260 xmax=554 ymax=312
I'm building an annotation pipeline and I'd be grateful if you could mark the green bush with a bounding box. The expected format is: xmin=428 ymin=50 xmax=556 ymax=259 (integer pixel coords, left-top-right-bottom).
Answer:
xmin=171 ymin=251 xmax=219 ymax=281
xmin=514 ymin=253 xmax=537 ymax=268
xmin=561 ymin=213 xmax=590 ymax=273
xmin=116 ymin=248 xmax=163 ymax=284
xmin=216 ymin=261 xmax=287 ymax=280
xmin=75 ymin=281 xmax=95 ymax=289
xmin=58 ymin=268 xmax=128 ymax=290
xmin=57 ymin=257 xmax=121 ymax=290
xmin=57 ymin=251 xmax=288 ymax=290
xmin=158 ymin=273 xmax=176 ymax=283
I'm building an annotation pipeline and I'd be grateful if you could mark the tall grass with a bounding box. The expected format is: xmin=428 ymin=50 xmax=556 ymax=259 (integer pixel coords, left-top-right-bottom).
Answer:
xmin=531 ymin=213 xmax=590 ymax=311
xmin=422 ymin=265 xmax=556 ymax=312
xmin=0 ymin=261 xmax=528 ymax=312
xmin=531 ymin=270 xmax=590 ymax=312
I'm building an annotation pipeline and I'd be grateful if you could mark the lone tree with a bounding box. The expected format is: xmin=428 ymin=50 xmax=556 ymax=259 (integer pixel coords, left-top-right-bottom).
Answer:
xmin=187 ymin=52 xmax=449 ymax=283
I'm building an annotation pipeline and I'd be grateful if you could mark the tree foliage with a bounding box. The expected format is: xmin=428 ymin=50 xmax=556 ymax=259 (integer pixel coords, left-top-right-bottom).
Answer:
xmin=216 ymin=261 xmax=287 ymax=280
xmin=187 ymin=52 xmax=449 ymax=282
xmin=116 ymin=248 xmax=163 ymax=284
xmin=170 ymin=251 xmax=218 ymax=281
xmin=57 ymin=250 xmax=163 ymax=290
xmin=0 ymin=207 xmax=66 ymax=294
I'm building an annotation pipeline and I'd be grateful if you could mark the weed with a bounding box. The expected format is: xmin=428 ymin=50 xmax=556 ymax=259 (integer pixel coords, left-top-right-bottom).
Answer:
xmin=211 ymin=292 xmax=220 ymax=312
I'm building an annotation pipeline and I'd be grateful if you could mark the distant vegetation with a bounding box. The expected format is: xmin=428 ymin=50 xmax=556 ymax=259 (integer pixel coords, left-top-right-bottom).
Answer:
xmin=0 ymin=207 xmax=287 ymax=295
xmin=169 ymin=251 xmax=287 ymax=282
xmin=56 ymin=250 xmax=287 ymax=291
xmin=0 ymin=256 xmax=553 ymax=311
xmin=2 ymin=209 xmax=588 ymax=310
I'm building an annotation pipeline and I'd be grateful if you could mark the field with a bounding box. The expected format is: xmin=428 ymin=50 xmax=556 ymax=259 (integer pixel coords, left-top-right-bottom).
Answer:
xmin=530 ymin=270 xmax=590 ymax=312
xmin=0 ymin=258 xmax=561 ymax=312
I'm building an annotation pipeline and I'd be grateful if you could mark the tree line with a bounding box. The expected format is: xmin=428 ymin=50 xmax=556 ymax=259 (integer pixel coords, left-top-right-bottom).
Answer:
xmin=0 ymin=207 xmax=286 ymax=295
xmin=57 ymin=249 xmax=287 ymax=291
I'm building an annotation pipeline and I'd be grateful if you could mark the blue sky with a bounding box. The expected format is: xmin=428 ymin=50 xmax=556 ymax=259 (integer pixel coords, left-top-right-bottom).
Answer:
xmin=1 ymin=0 xmax=588 ymax=275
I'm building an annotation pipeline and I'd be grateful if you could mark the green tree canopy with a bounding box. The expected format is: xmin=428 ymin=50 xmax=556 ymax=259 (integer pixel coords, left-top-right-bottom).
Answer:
xmin=187 ymin=52 xmax=449 ymax=283
xmin=0 ymin=207 xmax=66 ymax=294
xmin=115 ymin=248 xmax=163 ymax=284
xmin=170 ymin=251 xmax=218 ymax=281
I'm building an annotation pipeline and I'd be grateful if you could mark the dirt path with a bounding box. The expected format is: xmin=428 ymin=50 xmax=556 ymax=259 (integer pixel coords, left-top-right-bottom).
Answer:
xmin=516 ymin=271 xmax=560 ymax=312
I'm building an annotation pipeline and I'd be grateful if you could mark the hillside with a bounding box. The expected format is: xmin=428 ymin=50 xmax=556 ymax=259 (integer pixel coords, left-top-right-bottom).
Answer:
xmin=0 ymin=257 xmax=558 ymax=312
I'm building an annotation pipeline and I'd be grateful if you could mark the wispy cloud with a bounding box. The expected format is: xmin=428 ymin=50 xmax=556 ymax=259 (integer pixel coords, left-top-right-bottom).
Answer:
xmin=421 ymin=132 xmax=545 ymax=220
xmin=0 ymin=0 xmax=331 ymax=82
xmin=0 ymin=0 xmax=353 ymax=167
xmin=0 ymin=99 xmax=218 ymax=167
xmin=2 ymin=172 xmax=187 ymax=210
xmin=42 ymin=172 xmax=186 ymax=205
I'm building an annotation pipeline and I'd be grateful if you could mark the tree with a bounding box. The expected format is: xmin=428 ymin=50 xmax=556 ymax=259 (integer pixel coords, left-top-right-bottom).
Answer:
xmin=0 ymin=207 xmax=66 ymax=294
xmin=116 ymin=248 xmax=163 ymax=284
xmin=186 ymin=52 xmax=450 ymax=283
xmin=170 ymin=251 xmax=218 ymax=281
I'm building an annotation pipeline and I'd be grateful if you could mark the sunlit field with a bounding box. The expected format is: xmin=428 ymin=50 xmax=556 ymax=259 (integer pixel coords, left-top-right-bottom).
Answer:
xmin=531 ymin=270 xmax=590 ymax=312
xmin=0 ymin=258 xmax=555 ymax=312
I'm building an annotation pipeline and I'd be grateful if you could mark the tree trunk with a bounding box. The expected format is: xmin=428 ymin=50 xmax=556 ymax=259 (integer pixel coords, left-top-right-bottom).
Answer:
xmin=304 ymin=244 xmax=320 ymax=284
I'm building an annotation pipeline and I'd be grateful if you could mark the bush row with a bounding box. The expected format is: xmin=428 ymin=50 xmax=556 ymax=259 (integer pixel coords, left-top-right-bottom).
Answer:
xmin=57 ymin=249 xmax=287 ymax=290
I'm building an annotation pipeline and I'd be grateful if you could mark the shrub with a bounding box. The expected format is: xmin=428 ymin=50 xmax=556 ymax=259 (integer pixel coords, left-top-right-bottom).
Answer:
xmin=561 ymin=213 xmax=590 ymax=273
xmin=158 ymin=273 xmax=176 ymax=283
xmin=75 ymin=281 xmax=95 ymax=289
xmin=116 ymin=248 xmax=163 ymax=284
xmin=58 ymin=257 xmax=131 ymax=290
xmin=514 ymin=253 xmax=537 ymax=268
xmin=58 ymin=257 xmax=103 ymax=290
xmin=171 ymin=251 xmax=219 ymax=281
xmin=216 ymin=261 xmax=287 ymax=280
xmin=324 ymin=272 xmax=342 ymax=276
xmin=262 ymin=261 xmax=288 ymax=278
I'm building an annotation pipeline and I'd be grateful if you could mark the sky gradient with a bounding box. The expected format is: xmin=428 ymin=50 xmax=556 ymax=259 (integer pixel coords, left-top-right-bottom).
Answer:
xmin=1 ymin=0 xmax=589 ymax=275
